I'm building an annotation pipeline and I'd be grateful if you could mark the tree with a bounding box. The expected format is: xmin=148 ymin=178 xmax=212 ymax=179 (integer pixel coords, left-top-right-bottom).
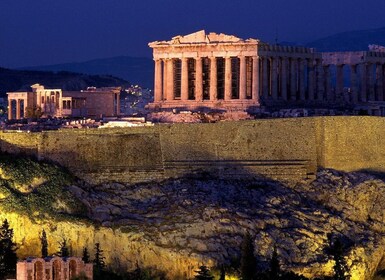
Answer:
xmin=40 ymin=229 xmax=48 ymax=258
xmin=0 ymin=219 xmax=17 ymax=279
xmin=268 ymin=246 xmax=281 ymax=279
xmin=93 ymin=243 xmax=106 ymax=270
xmin=327 ymin=236 xmax=350 ymax=280
xmin=93 ymin=243 xmax=106 ymax=280
xmin=194 ymin=265 xmax=214 ymax=280
xmin=240 ymin=233 xmax=256 ymax=280
xmin=82 ymin=247 xmax=90 ymax=263
xmin=57 ymin=238 xmax=69 ymax=258
xmin=219 ymin=265 xmax=226 ymax=280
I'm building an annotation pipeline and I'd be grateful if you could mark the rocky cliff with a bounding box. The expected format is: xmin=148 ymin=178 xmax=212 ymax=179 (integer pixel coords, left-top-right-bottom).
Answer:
xmin=1 ymin=154 xmax=385 ymax=279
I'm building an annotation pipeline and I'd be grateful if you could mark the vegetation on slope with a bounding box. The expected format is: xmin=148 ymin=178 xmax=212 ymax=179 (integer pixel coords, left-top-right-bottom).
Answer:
xmin=0 ymin=154 xmax=87 ymax=220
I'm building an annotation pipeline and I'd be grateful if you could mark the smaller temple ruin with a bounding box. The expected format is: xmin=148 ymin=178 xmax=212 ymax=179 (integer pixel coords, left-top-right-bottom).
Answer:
xmin=16 ymin=256 xmax=93 ymax=280
xmin=7 ymin=84 xmax=121 ymax=120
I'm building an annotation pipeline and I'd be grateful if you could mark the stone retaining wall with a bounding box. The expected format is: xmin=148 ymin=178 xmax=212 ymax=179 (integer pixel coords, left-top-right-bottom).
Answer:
xmin=0 ymin=117 xmax=381 ymax=184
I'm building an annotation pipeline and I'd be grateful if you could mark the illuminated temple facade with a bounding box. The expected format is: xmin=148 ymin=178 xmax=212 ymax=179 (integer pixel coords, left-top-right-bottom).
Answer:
xmin=7 ymin=84 xmax=121 ymax=120
xmin=148 ymin=30 xmax=385 ymax=115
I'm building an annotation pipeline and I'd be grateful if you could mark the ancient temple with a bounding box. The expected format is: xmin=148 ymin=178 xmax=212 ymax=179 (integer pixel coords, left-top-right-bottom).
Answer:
xmin=7 ymin=84 xmax=121 ymax=120
xmin=147 ymin=30 xmax=385 ymax=115
xmin=147 ymin=30 xmax=321 ymax=112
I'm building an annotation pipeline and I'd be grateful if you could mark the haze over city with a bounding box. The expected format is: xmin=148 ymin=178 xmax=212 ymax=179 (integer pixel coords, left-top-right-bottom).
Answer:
xmin=2 ymin=0 xmax=385 ymax=68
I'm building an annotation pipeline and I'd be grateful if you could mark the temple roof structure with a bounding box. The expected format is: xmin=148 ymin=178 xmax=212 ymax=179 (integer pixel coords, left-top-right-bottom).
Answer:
xmin=149 ymin=30 xmax=258 ymax=46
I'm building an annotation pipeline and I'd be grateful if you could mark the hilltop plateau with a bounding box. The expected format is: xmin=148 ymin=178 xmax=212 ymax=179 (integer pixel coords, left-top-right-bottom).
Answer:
xmin=1 ymin=154 xmax=385 ymax=279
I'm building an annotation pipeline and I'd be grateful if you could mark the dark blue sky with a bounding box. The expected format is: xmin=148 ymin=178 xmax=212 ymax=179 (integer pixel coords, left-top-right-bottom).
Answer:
xmin=2 ymin=0 xmax=385 ymax=68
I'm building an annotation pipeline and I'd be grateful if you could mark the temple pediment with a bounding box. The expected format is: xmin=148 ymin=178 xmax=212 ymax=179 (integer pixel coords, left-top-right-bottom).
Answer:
xmin=149 ymin=30 xmax=257 ymax=46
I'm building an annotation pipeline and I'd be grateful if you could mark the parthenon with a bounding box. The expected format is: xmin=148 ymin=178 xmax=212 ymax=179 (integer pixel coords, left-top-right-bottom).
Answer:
xmin=147 ymin=30 xmax=385 ymax=115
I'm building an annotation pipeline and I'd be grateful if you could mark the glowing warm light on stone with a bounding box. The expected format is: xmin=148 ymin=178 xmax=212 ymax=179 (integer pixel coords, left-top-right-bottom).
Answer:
xmin=0 ymin=212 xmax=204 ymax=279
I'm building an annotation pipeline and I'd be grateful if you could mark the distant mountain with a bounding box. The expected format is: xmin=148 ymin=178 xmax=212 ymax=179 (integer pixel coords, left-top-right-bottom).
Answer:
xmin=0 ymin=67 xmax=130 ymax=96
xmin=277 ymin=41 xmax=302 ymax=47
xmin=306 ymin=27 xmax=385 ymax=52
xmin=20 ymin=56 xmax=154 ymax=89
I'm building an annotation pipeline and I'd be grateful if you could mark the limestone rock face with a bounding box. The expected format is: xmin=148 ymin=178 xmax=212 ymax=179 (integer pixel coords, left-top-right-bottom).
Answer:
xmin=65 ymin=171 xmax=385 ymax=279
xmin=3 ymin=167 xmax=385 ymax=279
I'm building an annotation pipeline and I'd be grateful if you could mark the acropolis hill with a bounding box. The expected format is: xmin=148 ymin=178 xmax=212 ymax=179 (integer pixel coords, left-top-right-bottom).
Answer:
xmin=2 ymin=117 xmax=385 ymax=280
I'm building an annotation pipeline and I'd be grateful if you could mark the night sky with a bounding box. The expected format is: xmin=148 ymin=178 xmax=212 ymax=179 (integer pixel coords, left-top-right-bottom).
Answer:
xmin=2 ymin=0 xmax=385 ymax=68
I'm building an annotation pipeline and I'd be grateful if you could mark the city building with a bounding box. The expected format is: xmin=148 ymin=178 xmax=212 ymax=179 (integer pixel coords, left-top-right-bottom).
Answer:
xmin=7 ymin=84 xmax=121 ymax=120
xmin=16 ymin=256 xmax=93 ymax=280
xmin=147 ymin=30 xmax=385 ymax=115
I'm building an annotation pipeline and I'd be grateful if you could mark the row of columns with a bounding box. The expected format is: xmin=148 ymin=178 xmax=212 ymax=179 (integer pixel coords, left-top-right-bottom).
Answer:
xmin=155 ymin=55 xmax=324 ymax=104
xmin=154 ymin=55 xmax=385 ymax=105
xmin=8 ymin=99 xmax=26 ymax=120
xmin=259 ymin=57 xmax=323 ymax=102
xmin=154 ymin=56 xmax=260 ymax=103
xmin=334 ymin=63 xmax=385 ymax=103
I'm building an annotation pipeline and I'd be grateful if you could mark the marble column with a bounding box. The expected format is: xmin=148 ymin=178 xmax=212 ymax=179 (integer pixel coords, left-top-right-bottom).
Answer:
xmin=281 ymin=57 xmax=288 ymax=101
xmin=383 ymin=64 xmax=385 ymax=102
xmin=299 ymin=59 xmax=306 ymax=101
xmin=16 ymin=99 xmax=21 ymax=120
xmin=308 ymin=59 xmax=315 ymax=101
xmin=271 ymin=57 xmax=278 ymax=100
xmin=350 ymin=64 xmax=358 ymax=103
xmin=324 ymin=65 xmax=332 ymax=101
xmin=162 ymin=59 xmax=168 ymax=100
xmin=376 ymin=63 xmax=384 ymax=101
xmin=368 ymin=63 xmax=375 ymax=101
xmin=154 ymin=59 xmax=163 ymax=102
xmin=252 ymin=56 xmax=259 ymax=102
xmin=316 ymin=59 xmax=325 ymax=101
xmin=239 ymin=56 xmax=247 ymax=100
xmin=360 ymin=63 xmax=367 ymax=102
xmin=336 ymin=64 xmax=344 ymax=98
xmin=166 ymin=59 xmax=174 ymax=101
xmin=262 ymin=57 xmax=269 ymax=98
xmin=116 ymin=93 xmax=120 ymax=116
xmin=224 ymin=56 xmax=232 ymax=100
xmin=195 ymin=57 xmax=203 ymax=101
xmin=209 ymin=57 xmax=217 ymax=101
xmin=7 ymin=99 xmax=12 ymax=120
xmin=290 ymin=58 xmax=297 ymax=101
xmin=181 ymin=58 xmax=189 ymax=101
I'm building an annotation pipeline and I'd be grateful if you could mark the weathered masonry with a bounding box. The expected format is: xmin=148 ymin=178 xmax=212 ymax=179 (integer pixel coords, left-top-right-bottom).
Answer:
xmin=1 ymin=117 xmax=385 ymax=184
xmin=147 ymin=30 xmax=321 ymax=111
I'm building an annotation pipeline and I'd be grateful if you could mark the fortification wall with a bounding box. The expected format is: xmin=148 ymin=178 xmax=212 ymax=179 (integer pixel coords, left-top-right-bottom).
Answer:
xmin=316 ymin=116 xmax=385 ymax=172
xmin=158 ymin=119 xmax=317 ymax=181
xmin=0 ymin=117 xmax=383 ymax=183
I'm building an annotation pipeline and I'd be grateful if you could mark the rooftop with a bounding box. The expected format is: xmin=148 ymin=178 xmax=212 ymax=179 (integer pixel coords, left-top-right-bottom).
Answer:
xmin=149 ymin=30 xmax=258 ymax=47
